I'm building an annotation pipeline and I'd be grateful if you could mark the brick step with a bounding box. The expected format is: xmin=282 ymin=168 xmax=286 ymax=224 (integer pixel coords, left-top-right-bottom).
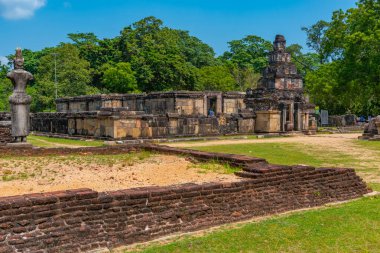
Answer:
xmin=234 ymin=171 xmax=263 ymax=179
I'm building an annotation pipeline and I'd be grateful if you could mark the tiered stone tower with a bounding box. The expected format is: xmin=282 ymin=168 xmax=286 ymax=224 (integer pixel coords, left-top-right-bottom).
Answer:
xmin=245 ymin=35 xmax=315 ymax=134
xmin=260 ymin=35 xmax=303 ymax=90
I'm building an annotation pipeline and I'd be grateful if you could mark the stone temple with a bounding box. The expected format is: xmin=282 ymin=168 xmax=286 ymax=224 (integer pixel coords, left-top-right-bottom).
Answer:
xmin=245 ymin=35 xmax=316 ymax=134
xmin=0 ymin=35 xmax=316 ymax=143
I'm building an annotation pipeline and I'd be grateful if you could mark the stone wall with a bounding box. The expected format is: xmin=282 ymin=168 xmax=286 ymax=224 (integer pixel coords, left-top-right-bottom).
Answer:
xmin=0 ymin=121 xmax=12 ymax=145
xmin=0 ymin=112 xmax=11 ymax=121
xmin=31 ymin=111 xmax=255 ymax=139
xmin=0 ymin=145 xmax=370 ymax=253
xmin=30 ymin=113 xmax=69 ymax=134
xmin=329 ymin=114 xmax=357 ymax=127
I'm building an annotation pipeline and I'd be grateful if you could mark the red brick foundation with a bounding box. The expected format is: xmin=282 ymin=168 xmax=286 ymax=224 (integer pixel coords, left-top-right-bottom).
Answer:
xmin=0 ymin=145 xmax=371 ymax=252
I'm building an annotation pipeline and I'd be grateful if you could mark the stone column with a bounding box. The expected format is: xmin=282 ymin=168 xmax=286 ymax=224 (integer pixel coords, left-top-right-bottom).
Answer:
xmin=216 ymin=94 xmax=222 ymax=114
xmin=304 ymin=113 xmax=310 ymax=129
xmin=203 ymin=95 xmax=208 ymax=116
xmin=282 ymin=106 xmax=287 ymax=132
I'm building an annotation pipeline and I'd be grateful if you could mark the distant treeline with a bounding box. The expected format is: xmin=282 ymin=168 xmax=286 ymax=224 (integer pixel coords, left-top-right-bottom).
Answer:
xmin=1 ymin=0 xmax=379 ymax=116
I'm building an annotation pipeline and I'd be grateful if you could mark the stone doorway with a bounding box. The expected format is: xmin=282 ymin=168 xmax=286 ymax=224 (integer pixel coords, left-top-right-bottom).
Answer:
xmin=207 ymin=97 xmax=217 ymax=116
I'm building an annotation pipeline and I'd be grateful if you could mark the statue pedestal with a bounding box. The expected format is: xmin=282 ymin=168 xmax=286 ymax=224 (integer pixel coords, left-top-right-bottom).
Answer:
xmin=6 ymin=142 xmax=33 ymax=148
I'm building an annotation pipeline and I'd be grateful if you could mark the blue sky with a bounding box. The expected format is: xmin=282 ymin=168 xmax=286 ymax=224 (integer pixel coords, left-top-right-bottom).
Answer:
xmin=0 ymin=0 xmax=357 ymax=63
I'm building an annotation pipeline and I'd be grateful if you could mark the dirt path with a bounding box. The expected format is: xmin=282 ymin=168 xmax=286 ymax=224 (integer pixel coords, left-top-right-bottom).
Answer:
xmin=31 ymin=137 xmax=88 ymax=148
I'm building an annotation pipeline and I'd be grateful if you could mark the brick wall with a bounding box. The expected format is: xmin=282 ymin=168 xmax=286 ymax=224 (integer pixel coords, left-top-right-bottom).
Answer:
xmin=0 ymin=145 xmax=371 ymax=252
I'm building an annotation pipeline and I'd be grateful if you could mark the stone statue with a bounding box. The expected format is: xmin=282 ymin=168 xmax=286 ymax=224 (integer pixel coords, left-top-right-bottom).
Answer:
xmin=7 ymin=48 xmax=33 ymax=143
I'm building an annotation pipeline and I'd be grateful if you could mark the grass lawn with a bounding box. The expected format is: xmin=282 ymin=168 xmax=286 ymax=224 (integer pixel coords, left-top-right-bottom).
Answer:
xmin=126 ymin=139 xmax=380 ymax=253
xmin=354 ymin=139 xmax=380 ymax=151
xmin=128 ymin=194 xmax=380 ymax=253
xmin=27 ymin=135 xmax=105 ymax=148
xmin=191 ymin=143 xmax=357 ymax=168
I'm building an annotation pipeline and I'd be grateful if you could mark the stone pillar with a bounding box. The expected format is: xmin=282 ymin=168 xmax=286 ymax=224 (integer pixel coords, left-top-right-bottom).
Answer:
xmin=203 ymin=95 xmax=208 ymax=116
xmin=295 ymin=107 xmax=302 ymax=131
xmin=216 ymin=94 xmax=222 ymax=114
xmin=282 ymin=106 xmax=287 ymax=132
xmin=304 ymin=113 xmax=310 ymax=129
xmin=285 ymin=104 xmax=294 ymax=131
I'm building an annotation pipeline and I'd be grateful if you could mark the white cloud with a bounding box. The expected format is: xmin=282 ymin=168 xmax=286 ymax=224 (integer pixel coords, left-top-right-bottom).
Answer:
xmin=0 ymin=56 xmax=9 ymax=66
xmin=0 ymin=0 xmax=46 ymax=20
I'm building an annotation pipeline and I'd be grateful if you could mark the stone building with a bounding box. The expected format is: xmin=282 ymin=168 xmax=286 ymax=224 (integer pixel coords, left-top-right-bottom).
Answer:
xmin=245 ymin=35 xmax=316 ymax=134
xmin=32 ymin=91 xmax=254 ymax=139
xmin=29 ymin=34 xmax=317 ymax=140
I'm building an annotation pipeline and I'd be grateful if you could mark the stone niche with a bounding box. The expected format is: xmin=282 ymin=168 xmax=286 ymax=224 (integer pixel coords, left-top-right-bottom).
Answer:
xmin=254 ymin=110 xmax=281 ymax=133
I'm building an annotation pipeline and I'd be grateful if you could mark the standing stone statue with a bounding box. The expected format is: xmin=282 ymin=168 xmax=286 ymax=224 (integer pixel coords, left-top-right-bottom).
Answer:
xmin=7 ymin=48 xmax=33 ymax=143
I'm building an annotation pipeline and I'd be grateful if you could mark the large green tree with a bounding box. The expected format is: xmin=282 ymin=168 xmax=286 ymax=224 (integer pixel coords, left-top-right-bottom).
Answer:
xmin=222 ymin=35 xmax=272 ymax=73
xmin=31 ymin=43 xmax=98 ymax=111
xmin=118 ymin=17 xmax=211 ymax=92
xmin=304 ymin=0 xmax=380 ymax=115
xmin=101 ymin=62 xmax=138 ymax=93
xmin=0 ymin=65 xmax=12 ymax=111
xmin=196 ymin=65 xmax=236 ymax=91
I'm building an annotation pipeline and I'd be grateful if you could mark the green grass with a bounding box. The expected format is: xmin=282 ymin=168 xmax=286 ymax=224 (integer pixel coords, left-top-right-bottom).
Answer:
xmin=27 ymin=135 xmax=105 ymax=147
xmin=190 ymin=143 xmax=357 ymax=168
xmin=354 ymin=140 xmax=380 ymax=151
xmin=188 ymin=160 xmax=240 ymax=174
xmin=128 ymin=195 xmax=380 ymax=253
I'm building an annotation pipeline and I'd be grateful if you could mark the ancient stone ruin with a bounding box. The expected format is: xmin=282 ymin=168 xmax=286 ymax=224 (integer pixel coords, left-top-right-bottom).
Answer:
xmin=360 ymin=115 xmax=380 ymax=140
xmin=245 ymin=35 xmax=316 ymax=134
xmin=30 ymin=35 xmax=316 ymax=140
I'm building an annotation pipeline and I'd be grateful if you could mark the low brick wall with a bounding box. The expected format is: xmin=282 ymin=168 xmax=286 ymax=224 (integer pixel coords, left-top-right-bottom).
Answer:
xmin=0 ymin=121 xmax=12 ymax=145
xmin=0 ymin=145 xmax=371 ymax=252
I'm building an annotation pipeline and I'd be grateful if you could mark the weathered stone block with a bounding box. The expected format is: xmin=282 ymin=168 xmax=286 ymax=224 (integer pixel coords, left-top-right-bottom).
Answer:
xmin=255 ymin=111 xmax=281 ymax=133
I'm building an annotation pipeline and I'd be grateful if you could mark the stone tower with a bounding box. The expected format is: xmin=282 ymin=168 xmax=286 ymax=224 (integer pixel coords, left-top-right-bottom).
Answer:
xmin=260 ymin=35 xmax=303 ymax=90
xmin=245 ymin=35 xmax=315 ymax=134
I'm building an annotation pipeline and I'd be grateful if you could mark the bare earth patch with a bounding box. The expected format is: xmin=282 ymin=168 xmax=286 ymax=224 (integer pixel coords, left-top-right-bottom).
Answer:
xmin=0 ymin=154 xmax=238 ymax=197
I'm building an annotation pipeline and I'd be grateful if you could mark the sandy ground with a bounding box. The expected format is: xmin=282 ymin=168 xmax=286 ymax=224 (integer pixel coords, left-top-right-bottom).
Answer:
xmin=0 ymin=154 xmax=238 ymax=197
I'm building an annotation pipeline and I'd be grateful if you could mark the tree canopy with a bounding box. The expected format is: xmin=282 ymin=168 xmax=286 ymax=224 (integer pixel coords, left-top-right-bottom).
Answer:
xmin=304 ymin=0 xmax=380 ymax=115
xmin=1 ymin=3 xmax=378 ymax=116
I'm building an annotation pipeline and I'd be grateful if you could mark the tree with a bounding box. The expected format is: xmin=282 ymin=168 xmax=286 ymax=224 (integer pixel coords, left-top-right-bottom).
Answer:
xmin=286 ymin=44 xmax=320 ymax=77
xmin=301 ymin=20 xmax=330 ymax=64
xmin=304 ymin=0 xmax=380 ymax=115
xmin=222 ymin=35 xmax=272 ymax=73
xmin=118 ymin=16 xmax=201 ymax=92
xmin=101 ymin=62 xmax=138 ymax=93
xmin=176 ymin=30 xmax=216 ymax=68
xmin=32 ymin=43 xmax=98 ymax=111
xmin=196 ymin=66 xmax=236 ymax=91
xmin=0 ymin=65 xmax=12 ymax=111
